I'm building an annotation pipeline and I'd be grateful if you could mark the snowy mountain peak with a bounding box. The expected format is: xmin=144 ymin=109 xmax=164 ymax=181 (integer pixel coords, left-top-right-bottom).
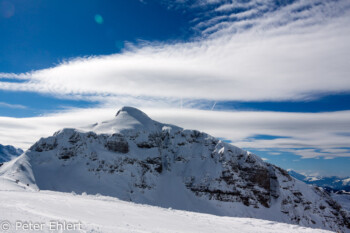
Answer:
xmin=0 ymin=107 xmax=349 ymax=232
xmin=90 ymin=106 xmax=180 ymax=135
xmin=113 ymin=106 xmax=157 ymax=130
xmin=116 ymin=106 xmax=151 ymax=120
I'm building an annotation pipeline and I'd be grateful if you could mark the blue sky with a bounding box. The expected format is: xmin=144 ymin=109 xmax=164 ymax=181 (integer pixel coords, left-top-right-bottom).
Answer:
xmin=0 ymin=0 xmax=192 ymax=73
xmin=1 ymin=0 xmax=350 ymax=176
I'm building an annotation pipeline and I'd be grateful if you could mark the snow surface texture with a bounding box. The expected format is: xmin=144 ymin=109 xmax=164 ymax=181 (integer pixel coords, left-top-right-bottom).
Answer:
xmin=0 ymin=107 xmax=349 ymax=232
xmin=0 ymin=178 xmax=333 ymax=233
xmin=332 ymin=192 xmax=350 ymax=213
xmin=0 ymin=144 xmax=23 ymax=163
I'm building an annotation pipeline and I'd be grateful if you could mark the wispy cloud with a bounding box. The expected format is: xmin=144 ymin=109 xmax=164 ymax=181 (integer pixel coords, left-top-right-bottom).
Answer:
xmin=151 ymin=108 xmax=350 ymax=159
xmin=0 ymin=102 xmax=27 ymax=109
xmin=0 ymin=0 xmax=349 ymax=103
xmin=285 ymin=148 xmax=350 ymax=160
xmin=1 ymin=107 xmax=350 ymax=160
xmin=168 ymin=0 xmax=350 ymax=36
xmin=0 ymin=72 xmax=30 ymax=80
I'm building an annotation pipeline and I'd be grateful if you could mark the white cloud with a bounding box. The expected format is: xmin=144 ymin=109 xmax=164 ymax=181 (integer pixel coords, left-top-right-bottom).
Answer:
xmin=268 ymin=152 xmax=281 ymax=156
xmin=0 ymin=102 xmax=27 ymax=109
xmin=1 ymin=107 xmax=350 ymax=160
xmin=0 ymin=0 xmax=349 ymax=102
xmin=0 ymin=107 xmax=117 ymax=150
xmin=0 ymin=72 xmax=29 ymax=79
xmin=150 ymin=109 xmax=350 ymax=159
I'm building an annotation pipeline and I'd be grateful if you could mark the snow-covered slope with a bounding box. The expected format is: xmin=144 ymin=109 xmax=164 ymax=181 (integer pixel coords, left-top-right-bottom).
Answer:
xmin=332 ymin=191 xmax=350 ymax=213
xmin=0 ymin=107 xmax=349 ymax=232
xmin=0 ymin=178 xmax=332 ymax=233
xmin=0 ymin=144 xmax=23 ymax=163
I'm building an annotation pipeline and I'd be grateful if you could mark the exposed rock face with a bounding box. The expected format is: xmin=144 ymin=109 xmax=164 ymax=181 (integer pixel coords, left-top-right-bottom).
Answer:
xmin=2 ymin=107 xmax=349 ymax=232
xmin=105 ymin=134 xmax=129 ymax=153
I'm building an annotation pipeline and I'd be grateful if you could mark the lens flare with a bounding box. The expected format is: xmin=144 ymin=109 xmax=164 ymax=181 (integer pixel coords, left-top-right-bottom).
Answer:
xmin=94 ymin=14 xmax=103 ymax=24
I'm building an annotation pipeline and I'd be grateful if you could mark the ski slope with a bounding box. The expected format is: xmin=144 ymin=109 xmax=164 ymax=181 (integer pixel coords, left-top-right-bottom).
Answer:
xmin=0 ymin=178 xmax=333 ymax=233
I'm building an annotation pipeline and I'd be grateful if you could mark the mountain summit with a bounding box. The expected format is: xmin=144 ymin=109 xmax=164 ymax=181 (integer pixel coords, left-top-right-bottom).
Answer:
xmin=0 ymin=107 xmax=349 ymax=232
xmin=90 ymin=106 xmax=180 ymax=135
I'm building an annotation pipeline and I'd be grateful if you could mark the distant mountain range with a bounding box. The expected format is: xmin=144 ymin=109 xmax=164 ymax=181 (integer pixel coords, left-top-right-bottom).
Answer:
xmin=288 ymin=170 xmax=350 ymax=213
xmin=288 ymin=170 xmax=350 ymax=192
xmin=1 ymin=107 xmax=349 ymax=232
xmin=0 ymin=144 xmax=23 ymax=164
